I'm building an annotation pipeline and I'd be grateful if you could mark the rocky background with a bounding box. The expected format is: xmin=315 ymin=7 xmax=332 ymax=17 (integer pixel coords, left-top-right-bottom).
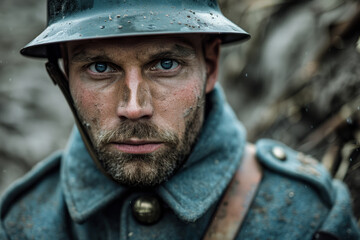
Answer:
xmin=0 ymin=0 xmax=73 ymax=194
xmin=1 ymin=0 xmax=360 ymax=223
xmin=218 ymin=0 xmax=360 ymax=222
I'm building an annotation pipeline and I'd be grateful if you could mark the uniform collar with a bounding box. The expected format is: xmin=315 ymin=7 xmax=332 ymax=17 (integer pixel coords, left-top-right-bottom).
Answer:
xmin=61 ymin=85 xmax=246 ymax=223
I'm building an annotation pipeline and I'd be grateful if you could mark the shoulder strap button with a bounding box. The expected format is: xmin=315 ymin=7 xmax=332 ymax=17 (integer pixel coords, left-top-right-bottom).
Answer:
xmin=271 ymin=146 xmax=287 ymax=161
xmin=256 ymin=139 xmax=336 ymax=206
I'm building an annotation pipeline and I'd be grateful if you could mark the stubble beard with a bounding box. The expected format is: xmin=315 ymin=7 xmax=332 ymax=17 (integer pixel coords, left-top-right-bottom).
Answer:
xmin=76 ymin=98 xmax=205 ymax=188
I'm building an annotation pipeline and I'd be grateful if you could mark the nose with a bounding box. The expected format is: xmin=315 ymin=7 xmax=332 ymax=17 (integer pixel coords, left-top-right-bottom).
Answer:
xmin=116 ymin=68 xmax=153 ymax=120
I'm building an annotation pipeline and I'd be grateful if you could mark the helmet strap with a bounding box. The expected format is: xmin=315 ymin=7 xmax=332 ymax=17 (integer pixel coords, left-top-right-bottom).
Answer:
xmin=45 ymin=52 xmax=112 ymax=180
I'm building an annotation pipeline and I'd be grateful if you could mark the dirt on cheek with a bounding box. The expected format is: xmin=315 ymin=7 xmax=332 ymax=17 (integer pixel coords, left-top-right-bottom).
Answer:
xmin=75 ymin=89 xmax=101 ymax=122
xmin=150 ymin=87 xmax=167 ymax=102
xmin=118 ymin=81 xmax=130 ymax=107
xmin=183 ymin=106 xmax=194 ymax=117
xmin=180 ymin=85 xmax=203 ymax=117
xmin=149 ymin=82 xmax=203 ymax=126
xmin=91 ymin=103 xmax=102 ymax=126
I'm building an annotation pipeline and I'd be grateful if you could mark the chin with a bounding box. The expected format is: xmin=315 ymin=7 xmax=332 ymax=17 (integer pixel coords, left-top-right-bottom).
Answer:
xmin=103 ymin=157 xmax=177 ymax=188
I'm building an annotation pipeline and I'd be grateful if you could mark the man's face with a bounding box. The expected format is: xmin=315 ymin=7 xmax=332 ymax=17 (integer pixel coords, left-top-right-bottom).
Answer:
xmin=66 ymin=35 xmax=219 ymax=187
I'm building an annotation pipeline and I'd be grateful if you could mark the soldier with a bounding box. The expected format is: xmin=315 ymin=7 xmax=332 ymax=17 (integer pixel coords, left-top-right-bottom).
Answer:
xmin=0 ymin=0 xmax=359 ymax=239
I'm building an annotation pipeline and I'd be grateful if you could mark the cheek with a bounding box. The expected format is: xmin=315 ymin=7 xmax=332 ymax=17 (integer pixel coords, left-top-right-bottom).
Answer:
xmin=154 ymin=81 xmax=204 ymax=130
xmin=70 ymin=79 xmax=105 ymax=126
xmin=76 ymin=91 xmax=100 ymax=123
xmin=177 ymin=86 xmax=202 ymax=110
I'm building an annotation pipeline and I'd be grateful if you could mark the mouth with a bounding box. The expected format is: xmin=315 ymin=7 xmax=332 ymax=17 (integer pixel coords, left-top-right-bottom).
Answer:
xmin=110 ymin=139 xmax=164 ymax=154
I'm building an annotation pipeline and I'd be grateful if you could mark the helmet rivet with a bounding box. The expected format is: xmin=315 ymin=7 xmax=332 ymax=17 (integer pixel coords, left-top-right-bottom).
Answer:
xmin=272 ymin=146 xmax=287 ymax=161
xmin=132 ymin=196 xmax=162 ymax=225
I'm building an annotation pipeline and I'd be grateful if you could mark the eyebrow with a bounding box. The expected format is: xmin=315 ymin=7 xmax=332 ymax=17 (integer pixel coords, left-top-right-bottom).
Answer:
xmin=70 ymin=50 xmax=113 ymax=63
xmin=148 ymin=44 xmax=196 ymax=60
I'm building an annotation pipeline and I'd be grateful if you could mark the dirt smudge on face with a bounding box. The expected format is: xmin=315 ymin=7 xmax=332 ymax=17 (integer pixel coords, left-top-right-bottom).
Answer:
xmin=137 ymin=80 xmax=151 ymax=108
xmin=117 ymin=79 xmax=130 ymax=107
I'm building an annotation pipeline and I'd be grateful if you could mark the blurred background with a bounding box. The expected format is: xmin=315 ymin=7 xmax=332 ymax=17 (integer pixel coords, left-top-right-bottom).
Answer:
xmin=0 ymin=0 xmax=73 ymax=194
xmin=1 ymin=0 xmax=360 ymax=223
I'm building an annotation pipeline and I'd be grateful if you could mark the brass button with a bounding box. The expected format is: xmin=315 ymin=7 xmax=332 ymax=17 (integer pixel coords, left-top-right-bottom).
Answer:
xmin=132 ymin=196 xmax=162 ymax=225
xmin=272 ymin=146 xmax=287 ymax=161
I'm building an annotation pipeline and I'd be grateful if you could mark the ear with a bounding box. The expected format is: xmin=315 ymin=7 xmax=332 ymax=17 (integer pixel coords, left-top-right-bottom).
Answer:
xmin=204 ymin=38 xmax=221 ymax=93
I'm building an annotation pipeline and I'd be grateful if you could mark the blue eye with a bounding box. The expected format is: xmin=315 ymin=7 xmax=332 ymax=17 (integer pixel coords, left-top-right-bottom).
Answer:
xmin=154 ymin=59 xmax=179 ymax=70
xmin=160 ymin=59 xmax=174 ymax=69
xmin=89 ymin=62 xmax=114 ymax=73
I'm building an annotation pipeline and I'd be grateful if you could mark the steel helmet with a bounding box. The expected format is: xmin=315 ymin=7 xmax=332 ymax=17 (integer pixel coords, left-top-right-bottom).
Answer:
xmin=21 ymin=0 xmax=250 ymax=58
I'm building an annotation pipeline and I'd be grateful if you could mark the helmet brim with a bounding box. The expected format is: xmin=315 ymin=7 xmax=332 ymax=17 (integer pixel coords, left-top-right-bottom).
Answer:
xmin=21 ymin=5 xmax=250 ymax=58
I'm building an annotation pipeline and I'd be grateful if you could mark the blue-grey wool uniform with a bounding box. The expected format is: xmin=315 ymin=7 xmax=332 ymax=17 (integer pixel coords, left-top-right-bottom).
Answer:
xmin=0 ymin=86 xmax=359 ymax=240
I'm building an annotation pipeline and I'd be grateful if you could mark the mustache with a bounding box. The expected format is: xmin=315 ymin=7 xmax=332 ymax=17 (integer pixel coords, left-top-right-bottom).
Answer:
xmin=95 ymin=120 xmax=179 ymax=146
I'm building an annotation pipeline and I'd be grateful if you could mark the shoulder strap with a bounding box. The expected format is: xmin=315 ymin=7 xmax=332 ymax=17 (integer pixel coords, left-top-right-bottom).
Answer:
xmin=203 ymin=143 xmax=263 ymax=240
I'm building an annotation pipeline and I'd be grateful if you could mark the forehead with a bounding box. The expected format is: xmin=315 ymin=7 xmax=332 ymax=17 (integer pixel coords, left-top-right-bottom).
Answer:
xmin=66 ymin=34 xmax=204 ymax=58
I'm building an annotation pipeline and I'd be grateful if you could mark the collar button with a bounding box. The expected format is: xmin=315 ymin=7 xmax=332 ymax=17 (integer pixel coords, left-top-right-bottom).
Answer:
xmin=132 ymin=196 xmax=162 ymax=225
